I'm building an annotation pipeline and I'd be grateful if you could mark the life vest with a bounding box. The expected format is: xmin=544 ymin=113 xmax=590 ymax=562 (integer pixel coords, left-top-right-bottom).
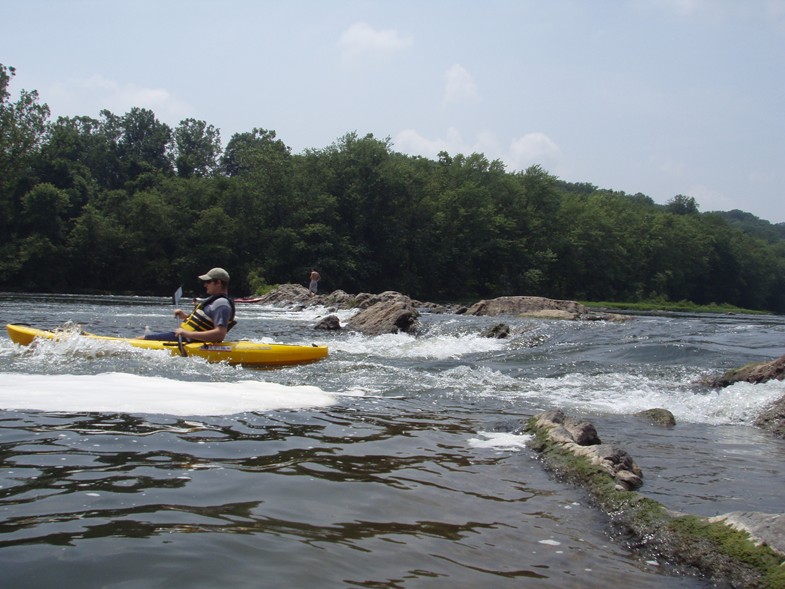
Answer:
xmin=180 ymin=294 xmax=236 ymax=333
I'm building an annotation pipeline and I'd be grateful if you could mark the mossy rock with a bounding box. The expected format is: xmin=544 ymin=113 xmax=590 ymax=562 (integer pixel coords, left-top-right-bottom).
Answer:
xmin=525 ymin=413 xmax=785 ymax=588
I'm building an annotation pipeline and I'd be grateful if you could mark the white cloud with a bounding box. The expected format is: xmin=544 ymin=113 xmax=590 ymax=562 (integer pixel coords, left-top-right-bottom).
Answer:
xmin=394 ymin=127 xmax=463 ymax=158
xmin=395 ymin=128 xmax=562 ymax=172
xmin=508 ymin=132 xmax=561 ymax=170
xmin=443 ymin=64 xmax=479 ymax=104
xmin=338 ymin=22 xmax=413 ymax=62
xmin=48 ymin=74 xmax=193 ymax=124
xmin=683 ymin=183 xmax=735 ymax=212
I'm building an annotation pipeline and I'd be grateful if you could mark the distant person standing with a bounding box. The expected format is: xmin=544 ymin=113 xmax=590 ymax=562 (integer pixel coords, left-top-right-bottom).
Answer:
xmin=309 ymin=268 xmax=321 ymax=294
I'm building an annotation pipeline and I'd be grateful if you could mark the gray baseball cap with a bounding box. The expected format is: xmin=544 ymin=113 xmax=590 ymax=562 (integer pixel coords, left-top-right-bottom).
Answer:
xmin=198 ymin=267 xmax=230 ymax=282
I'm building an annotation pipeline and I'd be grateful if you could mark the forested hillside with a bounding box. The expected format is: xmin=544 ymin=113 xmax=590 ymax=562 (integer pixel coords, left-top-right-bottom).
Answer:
xmin=2 ymin=64 xmax=784 ymax=312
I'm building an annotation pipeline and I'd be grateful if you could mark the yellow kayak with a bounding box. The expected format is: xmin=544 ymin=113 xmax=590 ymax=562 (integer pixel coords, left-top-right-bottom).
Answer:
xmin=6 ymin=324 xmax=328 ymax=367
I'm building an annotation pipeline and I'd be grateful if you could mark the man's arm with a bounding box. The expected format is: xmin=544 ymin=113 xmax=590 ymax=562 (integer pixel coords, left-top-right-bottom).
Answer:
xmin=175 ymin=325 xmax=227 ymax=342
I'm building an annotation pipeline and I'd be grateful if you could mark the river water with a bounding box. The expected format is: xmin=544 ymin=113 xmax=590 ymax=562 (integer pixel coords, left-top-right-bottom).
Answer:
xmin=1 ymin=293 xmax=784 ymax=588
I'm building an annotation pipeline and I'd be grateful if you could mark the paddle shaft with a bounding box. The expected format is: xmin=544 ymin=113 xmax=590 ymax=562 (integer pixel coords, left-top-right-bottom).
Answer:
xmin=173 ymin=286 xmax=187 ymax=357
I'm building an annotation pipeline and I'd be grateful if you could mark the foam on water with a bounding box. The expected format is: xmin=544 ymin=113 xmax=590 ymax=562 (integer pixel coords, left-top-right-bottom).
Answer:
xmin=524 ymin=372 xmax=785 ymax=425
xmin=468 ymin=431 xmax=533 ymax=451
xmin=0 ymin=372 xmax=337 ymax=416
xmin=328 ymin=331 xmax=506 ymax=360
xmin=240 ymin=304 xmax=359 ymax=324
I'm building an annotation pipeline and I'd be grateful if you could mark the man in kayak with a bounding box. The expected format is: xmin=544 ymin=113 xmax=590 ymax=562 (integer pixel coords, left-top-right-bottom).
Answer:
xmin=140 ymin=267 xmax=236 ymax=342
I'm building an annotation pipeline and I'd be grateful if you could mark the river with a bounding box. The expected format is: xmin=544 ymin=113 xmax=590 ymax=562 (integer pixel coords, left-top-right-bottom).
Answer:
xmin=1 ymin=293 xmax=784 ymax=588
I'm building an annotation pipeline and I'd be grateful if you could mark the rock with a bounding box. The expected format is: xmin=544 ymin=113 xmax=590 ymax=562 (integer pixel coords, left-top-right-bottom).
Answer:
xmin=318 ymin=289 xmax=358 ymax=309
xmin=635 ymin=408 xmax=677 ymax=427
xmin=464 ymin=295 xmax=630 ymax=322
xmin=703 ymin=354 xmax=785 ymax=439
xmin=481 ymin=323 xmax=510 ymax=338
xmin=594 ymin=444 xmax=642 ymax=477
xmin=754 ymin=395 xmax=785 ymax=439
xmin=564 ymin=418 xmax=601 ymax=446
xmin=706 ymin=354 xmax=785 ymax=388
xmin=248 ymin=285 xmax=423 ymax=313
xmin=529 ymin=411 xmax=642 ymax=489
xmin=346 ymin=299 xmax=420 ymax=335
xmin=247 ymin=286 xmax=624 ymax=325
xmin=314 ymin=315 xmax=341 ymax=330
xmin=526 ymin=410 xmax=785 ymax=586
xmin=614 ymin=469 xmax=643 ymax=490
xmin=253 ymin=283 xmax=314 ymax=306
xmin=466 ymin=296 xmax=588 ymax=319
xmin=709 ymin=512 xmax=785 ymax=557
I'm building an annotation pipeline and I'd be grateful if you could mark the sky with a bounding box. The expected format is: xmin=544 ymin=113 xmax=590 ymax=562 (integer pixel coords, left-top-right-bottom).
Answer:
xmin=3 ymin=0 xmax=785 ymax=223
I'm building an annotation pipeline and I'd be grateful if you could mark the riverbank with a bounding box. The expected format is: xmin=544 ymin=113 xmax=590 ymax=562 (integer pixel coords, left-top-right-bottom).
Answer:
xmin=582 ymin=300 xmax=770 ymax=315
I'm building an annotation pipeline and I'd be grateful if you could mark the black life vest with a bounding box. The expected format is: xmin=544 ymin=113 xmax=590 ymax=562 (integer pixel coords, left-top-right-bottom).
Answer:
xmin=181 ymin=294 xmax=237 ymax=332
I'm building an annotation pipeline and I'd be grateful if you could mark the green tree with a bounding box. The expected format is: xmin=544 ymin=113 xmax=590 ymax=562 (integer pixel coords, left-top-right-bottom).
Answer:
xmin=113 ymin=189 xmax=180 ymax=292
xmin=173 ymin=118 xmax=221 ymax=178
xmin=220 ymin=129 xmax=297 ymax=287
xmin=67 ymin=204 xmax=128 ymax=291
xmin=36 ymin=115 xmax=104 ymax=215
xmin=0 ymin=64 xmax=51 ymax=234
xmin=117 ymin=107 xmax=173 ymax=181
xmin=12 ymin=184 xmax=71 ymax=290
xmin=667 ymin=194 xmax=700 ymax=215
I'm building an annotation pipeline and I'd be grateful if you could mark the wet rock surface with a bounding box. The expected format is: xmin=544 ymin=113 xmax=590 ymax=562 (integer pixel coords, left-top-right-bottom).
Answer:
xmin=345 ymin=299 xmax=420 ymax=335
xmin=754 ymin=397 xmax=785 ymax=439
xmin=634 ymin=408 xmax=677 ymax=427
xmin=706 ymin=354 xmax=785 ymax=388
xmin=314 ymin=315 xmax=341 ymax=330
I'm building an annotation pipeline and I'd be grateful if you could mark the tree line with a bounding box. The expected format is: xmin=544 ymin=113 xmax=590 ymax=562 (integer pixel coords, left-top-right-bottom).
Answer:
xmin=2 ymin=63 xmax=784 ymax=312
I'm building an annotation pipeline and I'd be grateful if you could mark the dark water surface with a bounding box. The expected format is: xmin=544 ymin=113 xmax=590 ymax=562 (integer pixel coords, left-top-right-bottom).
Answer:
xmin=1 ymin=293 xmax=784 ymax=588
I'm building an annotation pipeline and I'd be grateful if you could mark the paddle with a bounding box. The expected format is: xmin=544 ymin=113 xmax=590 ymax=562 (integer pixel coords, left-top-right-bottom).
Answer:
xmin=173 ymin=286 xmax=187 ymax=357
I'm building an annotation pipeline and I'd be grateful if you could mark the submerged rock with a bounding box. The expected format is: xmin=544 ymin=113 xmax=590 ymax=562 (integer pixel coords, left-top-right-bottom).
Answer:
xmin=754 ymin=396 xmax=785 ymax=439
xmin=481 ymin=323 xmax=510 ymax=339
xmin=314 ymin=315 xmax=341 ymax=331
xmin=635 ymin=408 xmax=677 ymax=427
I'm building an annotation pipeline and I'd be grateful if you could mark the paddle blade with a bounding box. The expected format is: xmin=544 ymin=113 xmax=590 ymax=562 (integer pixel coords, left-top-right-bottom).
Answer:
xmin=173 ymin=286 xmax=183 ymax=306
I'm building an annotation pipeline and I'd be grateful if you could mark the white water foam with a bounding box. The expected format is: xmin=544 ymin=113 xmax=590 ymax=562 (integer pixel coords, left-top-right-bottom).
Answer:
xmin=468 ymin=431 xmax=533 ymax=451
xmin=240 ymin=304 xmax=359 ymax=324
xmin=524 ymin=372 xmax=785 ymax=425
xmin=328 ymin=331 xmax=506 ymax=360
xmin=0 ymin=372 xmax=337 ymax=416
